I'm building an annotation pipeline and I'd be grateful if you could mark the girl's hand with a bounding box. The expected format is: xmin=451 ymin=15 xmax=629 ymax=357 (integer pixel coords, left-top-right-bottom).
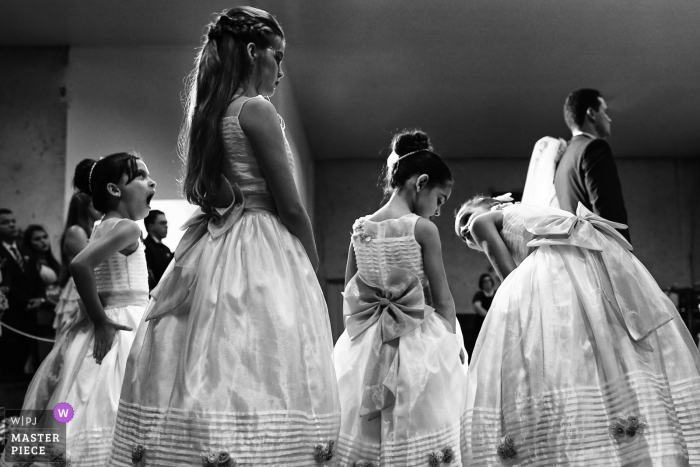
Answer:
xmin=93 ymin=318 xmax=133 ymax=364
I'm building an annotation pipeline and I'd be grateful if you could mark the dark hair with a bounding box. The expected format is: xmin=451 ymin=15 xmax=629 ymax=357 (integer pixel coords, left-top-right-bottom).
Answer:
xmin=74 ymin=153 xmax=141 ymax=213
xmin=59 ymin=193 xmax=100 ymax=286
xmin=564 ymin=88 xmax=603 ymax=130
xmin=180 ymin=6 xmax=285 ymax=211
xmin=382 ymin=129 xmax=451 ymax=197
xmin=144 ymin=209 xmax=165 ymax=228
xmin=454 ymin=195 xmax=502 ymax=240
xmin=478 ymin=273 xmax=494 ymax=290
xmin=0 ymin=208 xmax=12 ymax=216
xmin=23 ymin=224 xmax=61 ymax=278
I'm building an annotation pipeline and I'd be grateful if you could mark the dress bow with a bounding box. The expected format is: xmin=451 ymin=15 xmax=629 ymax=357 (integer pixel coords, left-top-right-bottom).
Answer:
xmin=344 ymin=267 xmax=433 ymax=418
xmin=144 ymin=182 xmax=245 ymax=321
xmin=526 ymin=203 xmax=632 ymax=252
xmin=525 ymin=203 xmax=671 ymax=348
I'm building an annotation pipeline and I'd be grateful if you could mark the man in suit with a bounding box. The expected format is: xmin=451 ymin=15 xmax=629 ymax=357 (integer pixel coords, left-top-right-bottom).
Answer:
xmin=554 ymin=88 xmax=630 ymax=242
xmin=0 ymin=208 xmax=45 ymax=379
xmin=143 ymin=209 xmax=172 ymax=290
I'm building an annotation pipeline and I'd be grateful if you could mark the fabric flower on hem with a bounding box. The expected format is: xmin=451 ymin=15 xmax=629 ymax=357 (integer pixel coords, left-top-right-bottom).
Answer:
xmin=131 ymin=444 xmax=145 ymax=465
xmin=442 ymin=446 xmax=455 ymax=463
xmin=314 ymin=440 xmax=335 ymax=463
xmin=610 ymin=415 xmax=647 ymax=440
xmin=218 ymin=451 xmax=236 ymax=467
xmin=428 ymin=450 xmax=444 ymax=466
xmin=497 ymin=436 xmax=517 ymax=460
xmin=201 ymin=452 xmax=218 ymax=467
xmin=49 ymin=449 xmax=71 ymax=467
xmin=352 ymin=461 xmax=375 ymax=467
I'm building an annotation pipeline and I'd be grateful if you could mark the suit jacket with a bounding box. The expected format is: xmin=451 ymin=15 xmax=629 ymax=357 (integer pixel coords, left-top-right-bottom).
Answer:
xmin=144 ymin=235 xmax=173 ymax=290
xmin=0 ymin=243 xmax=42 ymax=327
xmin=554 ymin=135 xmax=631 ymax=242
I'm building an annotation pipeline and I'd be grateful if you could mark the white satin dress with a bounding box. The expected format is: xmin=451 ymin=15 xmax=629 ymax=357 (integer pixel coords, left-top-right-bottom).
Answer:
xmin=334 ymin=214 xmax=468 ymax=467
xmin=5 ymin=218 xmax=148 ymax=466
xmin=108 ymin=96 xmax=341 ymax=466
xmin=462 ymin=203 xmax=700 ymax=466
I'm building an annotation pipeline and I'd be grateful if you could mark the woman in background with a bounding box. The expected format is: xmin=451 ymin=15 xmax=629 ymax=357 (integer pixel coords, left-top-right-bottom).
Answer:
xmin=54 ymin=190 xmax=102 ymax=333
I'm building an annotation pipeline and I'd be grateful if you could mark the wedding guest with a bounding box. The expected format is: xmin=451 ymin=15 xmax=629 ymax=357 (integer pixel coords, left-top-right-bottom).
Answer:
xmin=0 ymin=208 xmax=44 ymax=380
xmin=54 ymin=190 xmax=102 ymax=332
xmin=143 ymin=209 xmax=172 ymax=290
xmin=23 ymin=224 xmax=61 ymax=363
xmin=555 ymin=88 xmax=630 ymax=241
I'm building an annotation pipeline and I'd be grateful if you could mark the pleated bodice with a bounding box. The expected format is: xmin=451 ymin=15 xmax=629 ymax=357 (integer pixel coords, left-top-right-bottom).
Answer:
xmin=91 ymin=218 xmax=149 ymax=308
xmin=351 ymin=213 xmax=431 ymax=303
xmin=220 ymin=95 xmax=295 ymax=214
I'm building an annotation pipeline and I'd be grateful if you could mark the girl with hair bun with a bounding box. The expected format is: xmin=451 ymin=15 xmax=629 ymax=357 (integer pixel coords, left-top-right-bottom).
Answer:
xmin=109 ymin=6 xmax=340 ymax=466
xmin=334 ymin=130 xmax=468 ymax=466
xmin=455 ymin=197 xmax=700 ymax=465
xmin=8 ymin=153 xmax=155 ymax=466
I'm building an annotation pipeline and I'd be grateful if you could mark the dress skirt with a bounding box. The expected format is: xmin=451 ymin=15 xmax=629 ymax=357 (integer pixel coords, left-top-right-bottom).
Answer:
xmin=462 ymin=229 xmax=700 ymax=466
xmin=108 ymin=210 xmax=341 ymax=466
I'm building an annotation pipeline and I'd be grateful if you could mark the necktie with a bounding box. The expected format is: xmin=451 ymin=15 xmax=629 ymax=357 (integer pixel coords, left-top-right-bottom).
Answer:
xmin=10 ymin=245 xmax=24 ymax=271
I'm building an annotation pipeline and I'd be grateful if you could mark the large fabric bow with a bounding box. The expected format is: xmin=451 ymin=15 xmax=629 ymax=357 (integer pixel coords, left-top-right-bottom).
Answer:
xmin=525 ymin=203 xmax=672 ymax=348
xmin=144 ymin=182 xmax=246 ymax=321
xmin=344 ymin=267 xmax=433 ymax=418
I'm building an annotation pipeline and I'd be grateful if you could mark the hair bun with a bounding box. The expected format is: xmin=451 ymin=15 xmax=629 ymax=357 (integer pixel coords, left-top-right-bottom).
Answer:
xmin=393 ymin=130 xmax=432 ymax=156
xmin=74 ymin=159 xmax=97 ymax=195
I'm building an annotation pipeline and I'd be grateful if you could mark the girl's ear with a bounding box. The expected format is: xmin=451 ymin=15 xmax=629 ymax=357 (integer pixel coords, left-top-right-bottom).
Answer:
xmin=106 ymin=183 xmax=121 ymax=199
xmin=246 ymin=42 xmax=257 ymax=63
xmin=415 ymin=174 xmax=429 ymax=193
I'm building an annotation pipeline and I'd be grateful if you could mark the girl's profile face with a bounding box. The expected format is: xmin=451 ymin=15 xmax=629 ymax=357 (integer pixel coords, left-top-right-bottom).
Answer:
xmin=462 ymin=205 xmax=490 ymax=250
xmin=87 ymin=200 xmax=102 ymax=222
xmin=30 ymin=229 xmax=50 ymax=253
xmin=416 ymin=182 xmax=452 ymax=220
xmin=118 ymin=160 xmax=156 ymax=221
xmin=255 ymin=37 xmax=285 ymax=97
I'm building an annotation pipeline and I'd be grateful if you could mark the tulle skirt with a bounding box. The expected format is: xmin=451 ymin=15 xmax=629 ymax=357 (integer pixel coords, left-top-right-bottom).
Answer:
xmin=108 ymin=211 xmax=341 ymax=466
xmin=9 ymin=304 xmax=145 ymax=466
xmin=462 ymin=239 xmax=700 ymax=466
xmin=334 ymin=314 xmax=468 ymax=466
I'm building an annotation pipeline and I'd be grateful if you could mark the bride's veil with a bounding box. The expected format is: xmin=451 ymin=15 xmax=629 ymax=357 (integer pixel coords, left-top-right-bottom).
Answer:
xmin=521 ymin=136 xmax=566 ymax=208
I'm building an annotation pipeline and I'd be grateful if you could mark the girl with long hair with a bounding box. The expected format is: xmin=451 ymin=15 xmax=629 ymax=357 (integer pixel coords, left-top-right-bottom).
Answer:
xmin=109 ymin=7 xmax=340 ymax=466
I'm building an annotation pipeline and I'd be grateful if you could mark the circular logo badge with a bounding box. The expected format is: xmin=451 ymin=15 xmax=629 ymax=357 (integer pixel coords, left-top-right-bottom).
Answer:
xmin=53 ymin=402 xmax=74 ymax=423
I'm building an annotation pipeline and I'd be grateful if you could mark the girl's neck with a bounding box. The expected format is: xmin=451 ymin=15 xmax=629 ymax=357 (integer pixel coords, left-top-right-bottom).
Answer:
xmin=373 ymin=190 xmax=415 ymax=220
xmin=103 ymin=206 xmax=130 ymax=222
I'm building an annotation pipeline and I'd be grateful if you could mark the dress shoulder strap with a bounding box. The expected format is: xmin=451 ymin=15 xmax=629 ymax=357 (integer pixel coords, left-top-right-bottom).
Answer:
xmin=228 ymin=95 xmax=264 ymax=118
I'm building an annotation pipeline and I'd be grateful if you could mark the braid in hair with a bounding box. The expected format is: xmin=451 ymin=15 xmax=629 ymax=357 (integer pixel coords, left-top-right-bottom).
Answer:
xmin=180 ymin=6 xmax=284 ymax=211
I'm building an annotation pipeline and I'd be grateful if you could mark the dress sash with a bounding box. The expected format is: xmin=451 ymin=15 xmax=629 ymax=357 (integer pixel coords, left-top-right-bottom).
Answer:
xmin=525 ymin=203 xmax=673 ymax=347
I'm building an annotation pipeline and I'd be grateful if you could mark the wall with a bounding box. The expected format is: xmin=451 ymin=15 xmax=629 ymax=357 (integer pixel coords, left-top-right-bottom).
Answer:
xmin=0 ymin=47 xmax=68 ymax=254
xmin=315 ymin=157 xmax=700 ymax=336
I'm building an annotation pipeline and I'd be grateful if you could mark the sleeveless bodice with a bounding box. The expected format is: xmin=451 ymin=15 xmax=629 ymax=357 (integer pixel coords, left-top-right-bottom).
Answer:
xmin=91 ymin=218 xmax=149 ymax=308
xmin=221 ymin=95 xmax=295 ymax=213
xmin=501 ymin=204 xmax=539 ymax=266
xmin=352 ymin=214 xmax=431 ymax=303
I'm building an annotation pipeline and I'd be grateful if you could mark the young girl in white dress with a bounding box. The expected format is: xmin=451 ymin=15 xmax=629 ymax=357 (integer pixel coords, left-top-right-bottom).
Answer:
xmin=455 ymin=197 xmax=700 ymax=466
xmin=334 ymin=131 xmax=468 ymax=467
xmin=7 ymin=153 xmax=154 ymax=466
xmin=108 ymin=7 xmax=340 ymax=466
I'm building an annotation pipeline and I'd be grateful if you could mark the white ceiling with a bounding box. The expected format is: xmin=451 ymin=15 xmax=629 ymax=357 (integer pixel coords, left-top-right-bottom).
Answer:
xmin=2 ymin=0 xmax=699 ymax=160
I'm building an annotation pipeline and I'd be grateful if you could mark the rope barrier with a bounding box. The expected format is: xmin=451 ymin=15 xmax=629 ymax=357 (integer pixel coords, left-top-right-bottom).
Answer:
xmin=0 ymin=322 xmax=56 ymax=343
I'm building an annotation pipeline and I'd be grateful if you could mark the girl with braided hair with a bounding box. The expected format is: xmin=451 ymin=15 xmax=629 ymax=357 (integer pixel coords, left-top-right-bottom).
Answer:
xmin=108 ymin=7 xmax=340 ymax=466
xmin=455 ymin=197 xmax=700 ymax=466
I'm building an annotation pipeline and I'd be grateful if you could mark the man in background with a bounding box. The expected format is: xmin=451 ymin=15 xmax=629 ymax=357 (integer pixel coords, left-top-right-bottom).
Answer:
xmin=143 ymin=209 xmax=172 ymax=290
xmin=554 ymin=88 xmax=631 ymax=242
